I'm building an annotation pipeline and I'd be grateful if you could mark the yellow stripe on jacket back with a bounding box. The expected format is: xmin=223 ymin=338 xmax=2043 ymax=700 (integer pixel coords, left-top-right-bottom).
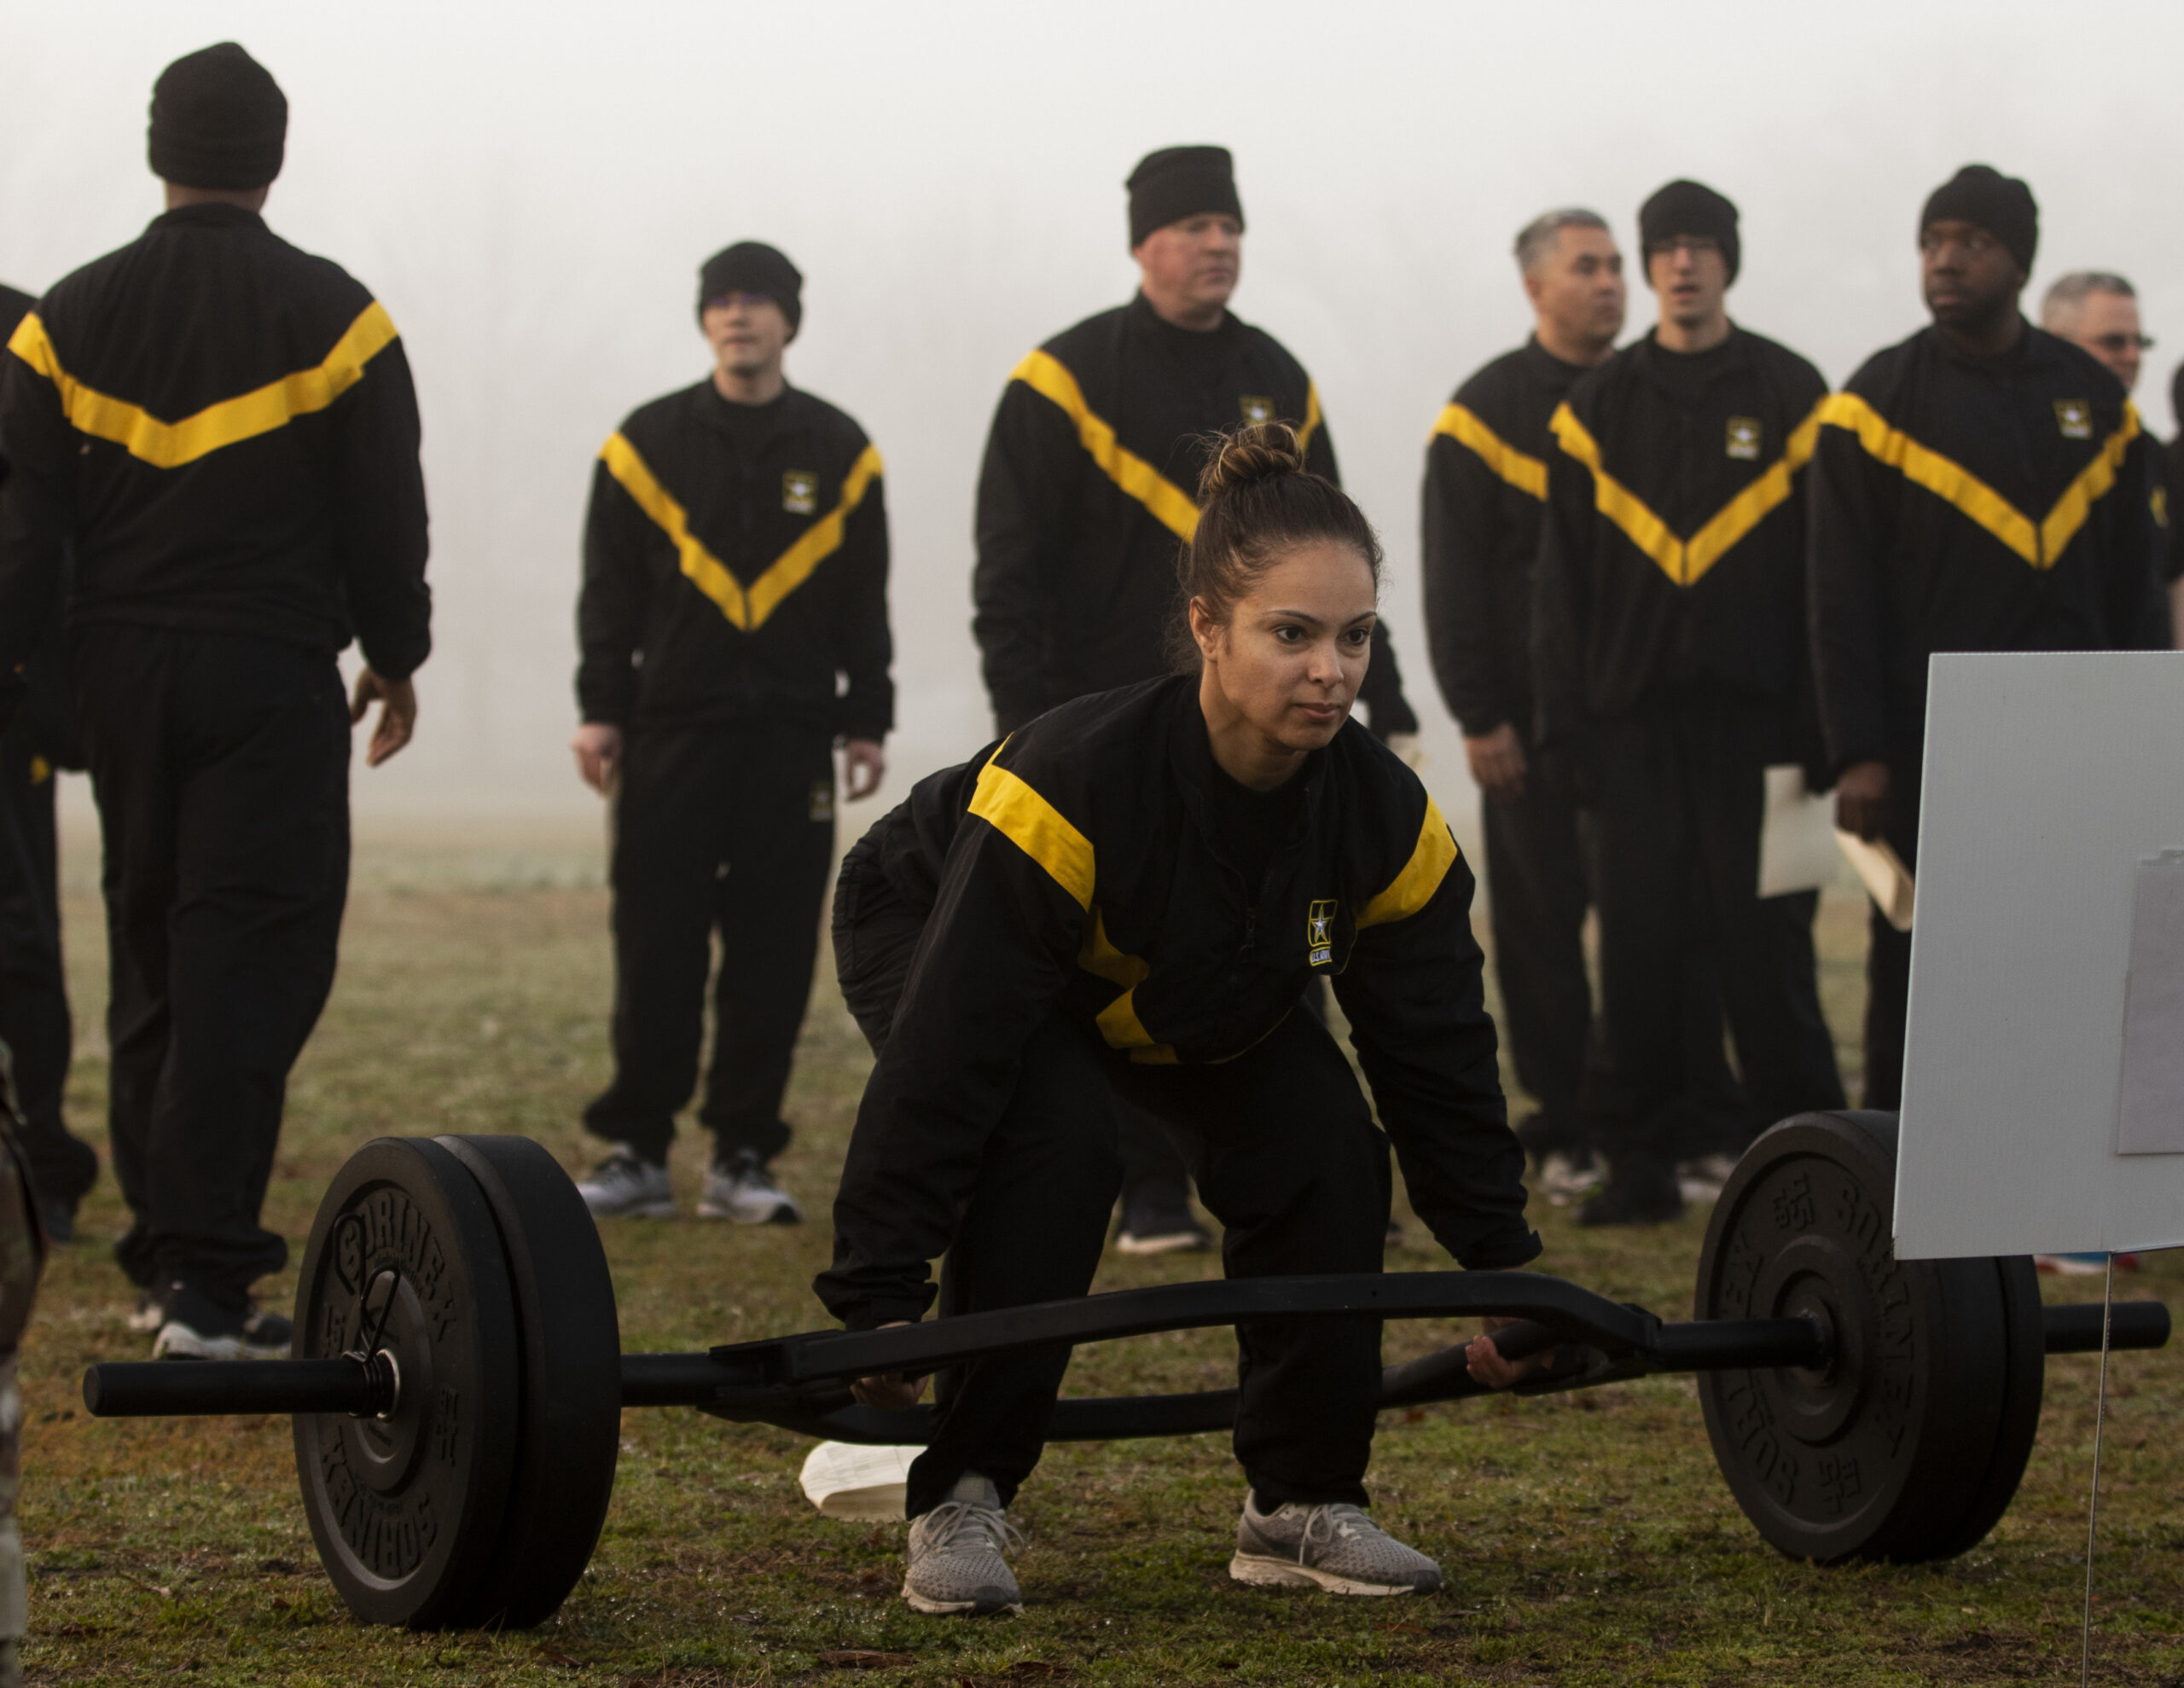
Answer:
xmin=1011 ymin=349 xmax=1201 ymax=542
xmin=1356 ymin=797 xmax=1459 ymax=928
xmin=968 ymin=756 xmax=1096 ymax=911
xmin=1433 ymin=403 xmax=1548 ymax=500
xmin=7 ymin=302 xmax=400 ymax=471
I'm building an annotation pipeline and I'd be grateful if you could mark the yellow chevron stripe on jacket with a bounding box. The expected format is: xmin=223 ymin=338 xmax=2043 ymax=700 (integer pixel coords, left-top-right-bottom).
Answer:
xmin=1816 ymin=392 xmax=2140 ymax=570
xmin=1012 ymin=348 xmax=1202 ymax=541
xmin=1433 ymin=403 xmax=1548 ymax=500
xmin=6 ymin=302 xmax=399 ymax=470
xmin=599 ymin=434 xmax=882 ymax=630
xmin=967 ymin=754 xmax=1096 ymax=911
xmin=1356 ymin=797 xmax=1460 ymax=928
xmin=1548 ymin=398 xmax=1826 ymax=587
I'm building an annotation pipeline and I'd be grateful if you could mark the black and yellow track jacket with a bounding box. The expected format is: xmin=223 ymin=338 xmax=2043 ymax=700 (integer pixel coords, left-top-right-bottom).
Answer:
xmin=816 ymin=673 xmax=1537 ymax=1330
xmin=0 ymin=205 xmax=431 ymax=690
xmin=1534 ymin=327 xmax=1827 ymax=750
xmin=0 ymin=282 xmax=76 ymax=774
xmin=1421 ymin=337 xmax=1590 ymax=740
xmin=577 ymin=382 xmax=892 ymax=741
xmin=1808 ymin=323 xmax=2166 ymax=772
xmin=973 ymin=292 xmax=1415 ymax=738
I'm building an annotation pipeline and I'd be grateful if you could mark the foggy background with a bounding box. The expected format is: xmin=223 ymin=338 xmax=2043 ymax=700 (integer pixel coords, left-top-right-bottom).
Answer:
xmin=4 ymin=0 xmax=2180 ymax=853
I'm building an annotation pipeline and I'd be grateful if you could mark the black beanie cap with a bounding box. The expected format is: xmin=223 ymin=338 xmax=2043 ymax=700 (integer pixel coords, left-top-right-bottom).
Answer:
xmin=697 ymin=241 xmax=804 ymax=332
xmin=148 ymin=42 xmax=287 ymax=191
xmin=1920 ymin=165 xmax=2038 ymax=276
xmin=1126 ymin=146 xmax=1243 ymax=248
xmin=1638 ymin=178 xmax=1740 ymax=284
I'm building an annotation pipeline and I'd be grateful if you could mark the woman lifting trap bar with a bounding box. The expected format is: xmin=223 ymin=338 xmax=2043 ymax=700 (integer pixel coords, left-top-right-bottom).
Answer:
xmin=821 ymin=423 xmax=1548 ymax=1615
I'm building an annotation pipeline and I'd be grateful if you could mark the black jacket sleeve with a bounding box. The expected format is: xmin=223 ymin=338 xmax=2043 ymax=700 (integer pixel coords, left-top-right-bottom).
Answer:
xmin=1421 ymin=428 xmax=1513 ymax=736
xmin=574 ymin=455 xmax=651 ymax=728
xmin=2112 ymin=428 xmax=2170 ymax=650
xmin=1331 ymin=844 xmax=1539 ymax=1270
xmin=0 ymin=340 xmax=73 ymax=720
xmin=973 ymin=380 xmax=1081 ymax=734
xmin=1531 ymin=423 xmax=1594 ymax=754
xmin=1805 ymin=411 xmax=1896 ymax=769
xmin=329 ymin=334 xmax=432 ymax=681
xmin=815 ymin=798 xmax=1088 ymax=1329
xmin=834 ymin=468 xmax=895 ymax=741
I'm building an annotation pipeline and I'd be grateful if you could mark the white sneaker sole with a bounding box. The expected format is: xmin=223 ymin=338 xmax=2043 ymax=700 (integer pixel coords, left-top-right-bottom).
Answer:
xmin=1115 ymin=1230 xmax=1209 ymax=1256
xmin=900 ymin=1581 xmax=1022 ymax=1616
xmin=154 ymin=1325 xmax=290 ymax=1362
xmin=695 ymin=1198 xmax=801 ymax=1224
xmin=1228 ymin=1552 xmax=1433 ymax=1596
xmin=581 ymin=1198 xmax=677 ymax=1219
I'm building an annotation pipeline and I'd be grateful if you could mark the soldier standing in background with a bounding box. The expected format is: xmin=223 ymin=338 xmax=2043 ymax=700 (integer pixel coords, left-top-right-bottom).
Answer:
xmin=572 ymin=242 xmax=892 ymax=1225
xmin=2039 ymin=271 xmax=2176 ymax=640
xmin=974 ymin=144 xmax=1420 ymax=1252
xmin=1422 ymin=208 xmax=1748 ymax=1200
xmin=1812 ymin=165 xmax=2166 ymax=1116
xmin=0 ymin=43 xmax=432 ymax=1356
xmin=1534 ymin=179 xmax=1844 ymax=1227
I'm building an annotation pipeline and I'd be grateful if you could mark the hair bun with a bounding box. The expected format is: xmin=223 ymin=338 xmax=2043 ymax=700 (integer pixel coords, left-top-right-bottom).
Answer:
xmin=1196 ymin=421 xmax=1308 ymax=502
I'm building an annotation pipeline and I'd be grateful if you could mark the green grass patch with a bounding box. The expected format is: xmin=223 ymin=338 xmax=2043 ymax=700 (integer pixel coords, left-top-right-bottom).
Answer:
xmin=15 ymin=829 xmax=2181 ymax=1684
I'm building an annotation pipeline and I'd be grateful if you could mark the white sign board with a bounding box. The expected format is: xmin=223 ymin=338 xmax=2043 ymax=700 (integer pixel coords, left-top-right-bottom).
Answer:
xmin=1896 ymin=653 xmax=2184 ymax=1259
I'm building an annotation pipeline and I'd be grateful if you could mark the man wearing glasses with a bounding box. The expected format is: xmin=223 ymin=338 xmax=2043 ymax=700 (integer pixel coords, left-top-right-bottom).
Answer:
xmin=1533 ymin=179 xmax=1844 ymax=1227
xmin=2040 ymin=272 xmax=2177 ymax=639
xmin=1811 ymin=166 xmax=2168 ymax=1114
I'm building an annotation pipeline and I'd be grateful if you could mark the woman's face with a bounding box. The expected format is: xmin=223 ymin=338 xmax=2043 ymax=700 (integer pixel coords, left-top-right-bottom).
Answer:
xmin=1193 ymin=541 xmax=1378 ymax=754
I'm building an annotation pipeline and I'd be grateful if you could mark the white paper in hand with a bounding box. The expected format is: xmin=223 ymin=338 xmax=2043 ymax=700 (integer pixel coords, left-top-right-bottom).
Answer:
xmin=1836 ymin=831 xmax=1914 ymax=932
xmin=798 ymin=1441 xmax=921 ymax=1520
xmin=2117 ymin=851 xmax=2184 ymax=1155
xmin=1757 ymin=765 xmax=1838 ymax=897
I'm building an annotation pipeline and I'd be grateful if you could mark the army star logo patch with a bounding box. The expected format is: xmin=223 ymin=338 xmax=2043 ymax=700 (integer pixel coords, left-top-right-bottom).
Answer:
xmin=2055 ymin=400 xmax=2093 ymax=441
xmin=1240 ymin=394 xmax=1275 ymax=426
xmin=1306 ymin=899 xmax=1337 ymax=966
xmin=782 ymin=470 xmax=819 ymax=514
xmin=1725 ymin=416 xmax=1763 ymax=461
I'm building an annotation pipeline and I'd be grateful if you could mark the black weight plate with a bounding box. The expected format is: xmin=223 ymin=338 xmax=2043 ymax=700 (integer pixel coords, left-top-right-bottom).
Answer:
xmin=1694 ymin=1111 xmax=2028 ymax=1564
xmin=1916 ymin=1253 xmax=2043 ymax=1561
xmin=436 ymin=1135 xmax=621 ymax=1627
xmin=291 ymin=1139 xmax=521 ymax=1626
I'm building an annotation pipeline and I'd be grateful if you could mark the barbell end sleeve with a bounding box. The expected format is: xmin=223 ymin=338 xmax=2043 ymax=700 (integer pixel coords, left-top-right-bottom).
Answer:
xmin=82 ymin=1358 xmax=381 ymax=1418
xmin=2042 ymin=1300 xmax=2170 ymax=1355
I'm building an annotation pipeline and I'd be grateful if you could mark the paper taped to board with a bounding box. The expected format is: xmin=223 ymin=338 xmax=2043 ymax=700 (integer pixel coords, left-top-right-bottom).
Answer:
xmin=1757 ymin=765 xmax=1838 ymax=897
xmin=2117 ymin=850 xmax=2184 ymax=1155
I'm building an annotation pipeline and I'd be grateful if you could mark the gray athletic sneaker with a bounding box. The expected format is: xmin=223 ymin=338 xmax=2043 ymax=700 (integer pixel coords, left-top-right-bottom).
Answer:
xmin=576 ymin=1148 xmax=675 ymax=1219
xmin=902 ymin=1473 xmax=1024 ymax=1616
xmin=1229 ymin=1493 xmax=1443 ymax=1596
xmin=696 ymin=1151 xmax=803 ymax=1225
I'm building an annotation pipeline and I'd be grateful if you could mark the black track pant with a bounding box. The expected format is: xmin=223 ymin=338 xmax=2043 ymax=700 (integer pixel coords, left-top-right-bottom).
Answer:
xmin=833 ymin=859 xmax=1388 ymax=1519
xmin=75 ymin=628 xmax=350 ymax=1299
xmin=0 ymin=733 xmax=94 ymax=1214
xmin=1478 ymin=772 xmax=1591 ymax=1133
xmin=1484 ymin=767 xmax=1745 ymax=1157
xmin=1581 ymin=703 xmax=1844 ymax=1164
xmin=1860 ymin=751 xmax=1923 ymax=1110
xmin=585 ymin=720 xmax=834 ymax=1165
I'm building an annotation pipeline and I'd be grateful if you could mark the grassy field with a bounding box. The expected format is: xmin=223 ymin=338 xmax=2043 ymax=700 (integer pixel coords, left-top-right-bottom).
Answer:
xmin=14 ymin=819 xmax=2181 ymax=1686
